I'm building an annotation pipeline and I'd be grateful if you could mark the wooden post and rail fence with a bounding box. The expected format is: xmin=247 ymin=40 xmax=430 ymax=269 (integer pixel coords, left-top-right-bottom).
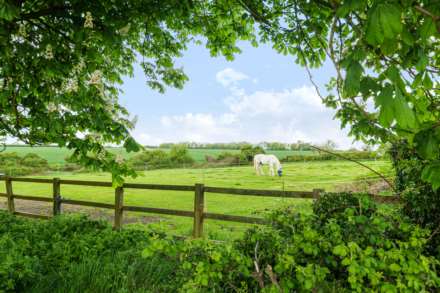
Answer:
xmin=0 ymin=176 xmax=400 ymax=238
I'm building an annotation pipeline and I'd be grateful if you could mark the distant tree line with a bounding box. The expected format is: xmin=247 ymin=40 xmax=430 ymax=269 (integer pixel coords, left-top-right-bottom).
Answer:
xmin=158 ymin=141 xmax=323 ymax=151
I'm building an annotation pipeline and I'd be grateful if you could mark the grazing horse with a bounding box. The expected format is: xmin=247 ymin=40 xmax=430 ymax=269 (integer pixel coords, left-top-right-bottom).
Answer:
xmin=253 ymin=154 xmax=282 ymax=176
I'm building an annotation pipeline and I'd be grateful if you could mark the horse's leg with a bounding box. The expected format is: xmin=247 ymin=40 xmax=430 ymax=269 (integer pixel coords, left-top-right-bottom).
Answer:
xmin=269 ymin=163 xmax=274 ymax=176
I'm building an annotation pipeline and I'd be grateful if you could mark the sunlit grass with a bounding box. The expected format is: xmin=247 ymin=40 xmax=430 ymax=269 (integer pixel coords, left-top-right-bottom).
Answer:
xmin=0 ymin=160 xmax=393 ymax=239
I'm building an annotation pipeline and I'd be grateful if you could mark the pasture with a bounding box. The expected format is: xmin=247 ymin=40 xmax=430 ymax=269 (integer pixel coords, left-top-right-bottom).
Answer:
xmin=2 ymin=145 xmax=311 ymax=164
xmin=0 ymin=160 xmax=392 ymax=239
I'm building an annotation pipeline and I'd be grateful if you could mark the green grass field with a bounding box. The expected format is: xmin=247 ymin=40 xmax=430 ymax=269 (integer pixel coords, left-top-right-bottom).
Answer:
xmin=0 ymin=160 xmax=393 ymax=239
xmin=2 ymin=146 xmax=312 ymax=164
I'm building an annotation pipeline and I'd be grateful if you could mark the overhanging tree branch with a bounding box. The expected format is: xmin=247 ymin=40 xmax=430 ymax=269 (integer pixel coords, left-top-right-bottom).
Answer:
xmin=310 ymin=145 xmax=396 ymax=192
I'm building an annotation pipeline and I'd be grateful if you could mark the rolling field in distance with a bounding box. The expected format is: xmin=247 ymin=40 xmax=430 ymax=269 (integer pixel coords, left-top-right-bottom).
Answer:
xmin=0 ymin=160 xmax=393 ymax=239
xmin=2 ymin=145 xmax=313 ymax=164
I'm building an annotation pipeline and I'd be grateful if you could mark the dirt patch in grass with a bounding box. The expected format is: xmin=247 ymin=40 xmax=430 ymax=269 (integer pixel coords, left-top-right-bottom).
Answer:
xmin=0 ymin=199 xmax=161 ymax=225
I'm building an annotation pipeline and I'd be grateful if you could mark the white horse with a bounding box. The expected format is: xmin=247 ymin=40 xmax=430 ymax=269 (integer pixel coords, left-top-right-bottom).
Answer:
xmin=253 ymin=154 xmax=282 ymax=176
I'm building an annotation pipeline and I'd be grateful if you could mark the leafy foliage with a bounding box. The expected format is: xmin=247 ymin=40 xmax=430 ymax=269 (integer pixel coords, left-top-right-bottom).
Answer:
xmin=143 ymin=193 xmax=440 ymax=292
xmin=128 ymin=144 xmax=194 ymax=170
xmin=240 ymin=144 xmax=265 ymax=162
xmin=239 ymin=0 xmax=440 ymax=189
xmin=0 ymin=212 xmax=176 ymax=292
xmin=390 ymin=141 xmax=440 ymax=256
xmin=2 ymin=192 xmax=439 ymax=292
xmin=0 ymin=1 xmax=256 ymax=184
xmin=283 ymin=150 xmax=380 ymax=162
xmin=0 ymin=152 xmax=48 ymax=175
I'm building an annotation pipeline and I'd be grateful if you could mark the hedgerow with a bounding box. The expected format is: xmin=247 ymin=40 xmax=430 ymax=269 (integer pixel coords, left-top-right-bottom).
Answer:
xmin=0 ymin=153 xmax=49 ymax=176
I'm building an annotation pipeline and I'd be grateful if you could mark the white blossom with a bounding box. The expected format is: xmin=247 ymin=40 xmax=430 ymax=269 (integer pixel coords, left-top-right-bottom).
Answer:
xmin=84 ymin=12 xmax=93 ymax=29
xmin=97 ymin=151 xmax=106 ymax=161
xmin=65 ymin=78 xmax=79 ymax=93
xmin=89 ymin=70 xmax=102 ymax=86
xmin=47 ymin=102 xmax=58 ymax=113
xmin=45 ymin=44 xmax=54 ymax=60
xmin=18 ymin=23 xmax=28 ymax=38
xmin=118 ymin=24 xmax=131 ymax=35
xmin=74 ymin=58 xmax=86 ymax=74
xmin=115 ymin=154 xmax=124 ymax=164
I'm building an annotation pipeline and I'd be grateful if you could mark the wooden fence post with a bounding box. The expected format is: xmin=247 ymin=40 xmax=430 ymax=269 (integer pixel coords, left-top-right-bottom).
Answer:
xmin=53 ymin=178 xmax=61 ymax=216
xmin=5 ymin=177 xmax=14 ymax=213
xmin=313 ymin=188 xmax=325 ymax=199
xmin=114 ymin=187 xmax=124 ymax=230
xmin=193 ymin=183 xmax=205 ymax=238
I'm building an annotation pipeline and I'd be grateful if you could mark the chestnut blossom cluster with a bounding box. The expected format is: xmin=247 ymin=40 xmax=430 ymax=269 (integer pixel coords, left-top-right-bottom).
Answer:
xmin=45 ymin=44 xmax=54 ymax=60
xmin=84 ymin=12 xmax=93 ymax=29
xmin=89 ymin=70 xmax=102 ymax=85
xmin=47 ymin=102 xmax=59 ymax=113
xmin=115 ymin=154 xmax=124 ymax=164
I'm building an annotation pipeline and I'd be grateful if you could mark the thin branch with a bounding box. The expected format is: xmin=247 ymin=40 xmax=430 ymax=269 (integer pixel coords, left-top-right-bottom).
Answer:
xmin=309 ymin=145 xmax=396 ymax=192
xmin=265 ymin=265 xmax=280 ymax=289
xmin=428 ymin=224 xmax=440 ymax=242
xmin=252 ymin=241 xmax=265 ymax=288
xmin=415 ymin=5 xmax=440 ymax=20
xmin=414 ymin=5 xmax=440 ymax=33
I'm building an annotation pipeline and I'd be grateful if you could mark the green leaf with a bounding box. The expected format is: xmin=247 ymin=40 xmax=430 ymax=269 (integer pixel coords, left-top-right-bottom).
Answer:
xmin=336 ymin=0 xmax=366 ymax=17
xmin=385 ymin=66 xmax=405 ymax=91
xmin=333 ymin=244 xmax=348 ymax=257
xmin=366 ymin=6 xmax=384 ymax=45
xmin=394 ymin=88 xmax=416 ymax=129
xmin=123 ymin=137 xmax=141 ymax=153
xmin=419 ymin=18 xmax=437 ymax=40
xmin=379 ymin=4 xmax=402 ymax=38
xmin=375 ymin=85 xmax=394 ymax=127
xmin=389 ymin=263 xmax=401 ymax=272
xmin=0 ymin=3 xmax=19 ymax=21
xmin=343 ymin=60 xmax=363 ymax=97
xmin=416 ymin=51 xmax=428 ymax=71
xmin=421 ymin=162 xmax=440 ymax=190
xmin=401 ymin=28 xmax=414 ymax=46
xmin=414 ymin=130 xmax=439 ymax=160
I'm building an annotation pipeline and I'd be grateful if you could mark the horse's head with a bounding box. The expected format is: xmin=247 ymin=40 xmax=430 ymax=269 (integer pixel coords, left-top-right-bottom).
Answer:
xmin=277 ymin=167 xmax=282 ymax=177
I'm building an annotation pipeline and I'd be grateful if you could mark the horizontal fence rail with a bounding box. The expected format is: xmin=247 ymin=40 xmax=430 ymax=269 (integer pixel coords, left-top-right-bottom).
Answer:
xmin=0 ymin=176 xmax=400 ymax=237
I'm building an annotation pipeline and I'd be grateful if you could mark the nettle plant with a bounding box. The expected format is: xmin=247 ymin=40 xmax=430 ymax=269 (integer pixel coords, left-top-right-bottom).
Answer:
xmin=238 ymin=0 xmax=440 ymax=189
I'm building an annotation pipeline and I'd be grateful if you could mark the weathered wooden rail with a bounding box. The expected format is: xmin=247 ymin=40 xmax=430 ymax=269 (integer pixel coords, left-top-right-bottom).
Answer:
xmin=0 ymin=176 xmax=399 ymax=237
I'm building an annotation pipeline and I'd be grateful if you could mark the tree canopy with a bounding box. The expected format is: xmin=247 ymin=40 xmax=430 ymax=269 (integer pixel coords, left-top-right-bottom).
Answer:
xmin=2 ymin=0 xmax=440 ymax=187
xmin=239 ymin=0 xmax=440 ymax=189
xmin=0 ymin=0 xmax=255 ymax=184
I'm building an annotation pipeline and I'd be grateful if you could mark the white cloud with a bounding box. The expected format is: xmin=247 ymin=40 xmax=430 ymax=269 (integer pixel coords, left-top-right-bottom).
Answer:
xmin=159 ymin=113 xmax=241 ymax=142
xmin=131 ymin=68 xmax=360 ymax=149
xmin=216 ymin=68 xmax=249 ymax=87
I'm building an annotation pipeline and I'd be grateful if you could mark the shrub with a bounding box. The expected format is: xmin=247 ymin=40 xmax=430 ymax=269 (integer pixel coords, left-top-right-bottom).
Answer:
xmin=143 ymin=193 xmax=440 ymax=292
xmin=240 ymin=144 xmax=265 ymax=163
xmin=390 ymin=141 xmax=440 ymax=256
xmin=129 ymin=145 xmax=194 ymax=170
xmin=0 ymin=152 xmax=48 ymax=176
xmin=283 ymin=151 xmax=379 ymax=162
xmin=20 ymin=153 xmax=48 ymax=169
xmin=169 ymin=144 xmax=194 ymax=165
xmin=0 ymin=212 xmax=169 ymax=292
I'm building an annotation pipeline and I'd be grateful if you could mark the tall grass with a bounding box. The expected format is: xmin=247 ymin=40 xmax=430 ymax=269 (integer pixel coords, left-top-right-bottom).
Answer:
xmin=30 ymin=251 xmax=179 ymax=293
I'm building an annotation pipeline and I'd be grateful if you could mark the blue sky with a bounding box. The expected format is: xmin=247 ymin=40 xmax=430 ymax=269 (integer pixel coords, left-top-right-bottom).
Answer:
xmin=120 ymin=41 xmax=359 ymax=149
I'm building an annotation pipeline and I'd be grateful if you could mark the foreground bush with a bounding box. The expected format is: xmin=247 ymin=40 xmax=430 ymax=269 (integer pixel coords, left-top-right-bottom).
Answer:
xmin=144 ymin=193 xmax=440 ymax=292
xmin=0 ymin=213 xmax=178 ymax=292
xmin=1 ymin=193 xmax=439 ymax=292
